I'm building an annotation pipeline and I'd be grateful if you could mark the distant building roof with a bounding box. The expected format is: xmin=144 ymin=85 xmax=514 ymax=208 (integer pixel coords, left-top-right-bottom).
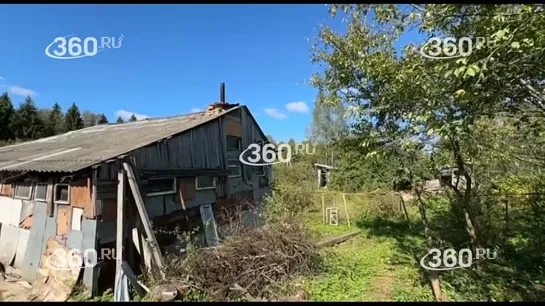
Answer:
xmin=0 ymin=105 xmax=247 ymax=173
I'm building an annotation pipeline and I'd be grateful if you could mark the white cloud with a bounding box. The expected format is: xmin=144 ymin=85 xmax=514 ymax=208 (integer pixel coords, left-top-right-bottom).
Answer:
xmin=264 ymin=108 xmax=288 ymax=120
xmin=115 ymin=110 xmax=150 ymax=121
xmin=9 ymin=86 xmax=37 ymax=97
xmin=0 ymin=76 xmax=5 ymax=81
xmin=191 ymin=108 xmax=203 ymax=112
xmin=253 ymin=112 xmax=262 ymax=117
xmin=285 ymin=101 xmax=309 ymax=113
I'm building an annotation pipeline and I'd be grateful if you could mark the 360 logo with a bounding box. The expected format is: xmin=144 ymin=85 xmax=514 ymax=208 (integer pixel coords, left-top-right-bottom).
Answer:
xmin=45 ymin=34 xmax=124 ymax=60
xmin=419 ymin=36 xmax=497 ymax=59
xmin=420 ymin=247 xmax=498 ymax=271
xmin=44 ymin=247 xmax=117 ymax=271
xmin=239 ymin=143 xmax=316 ymax=166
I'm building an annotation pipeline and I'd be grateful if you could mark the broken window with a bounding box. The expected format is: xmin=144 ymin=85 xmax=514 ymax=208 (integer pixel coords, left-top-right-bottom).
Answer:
xmin=34 ymin=183 xmax=48 ymax=201
xmin=54 ymin=184 xmax=70 ymax=204
xmin=227 ymin=135 xmax=242 ymax=150
xmin=196 ymin=176 xmax=216 ymax=190
xmin=146 ymin=178 xmax=176 ymax=196
xmin=228 ymin=160 xmax=242 ymax=178
xmin=15 ymin=182 xmax=33 ymax=199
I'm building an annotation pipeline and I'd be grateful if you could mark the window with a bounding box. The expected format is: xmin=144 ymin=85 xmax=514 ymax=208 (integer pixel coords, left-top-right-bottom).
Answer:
xmin=54 ymin=184 xmax=70 ymax=204
xmin=15 ymin=182 xmax=33 ymax=199
xmin=255 ymin=166 xmax=265 ymax=176
xmin=227 ymin=135 xmax=241 ymax=150
xmin=196 ymin=176 xmax=216 ymax=190
xmin=146 ymin=178 xmax=176 ymax=196
xmin=228 ymin=160 xmax=242 ymax=178
xmin=34 ymin=183 xmax=48 ymax=201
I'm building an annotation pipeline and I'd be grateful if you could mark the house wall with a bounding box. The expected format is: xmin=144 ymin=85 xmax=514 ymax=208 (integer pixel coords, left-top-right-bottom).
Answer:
xmin=0 ymin=174 xmax=98 ymax=294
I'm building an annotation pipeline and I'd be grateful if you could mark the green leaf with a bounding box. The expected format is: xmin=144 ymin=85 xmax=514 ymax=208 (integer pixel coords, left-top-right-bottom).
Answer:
xmin=511 ymin=41 xmax=520 ymax=49
xmin=455 ymin=89 xmax=466 ymax=97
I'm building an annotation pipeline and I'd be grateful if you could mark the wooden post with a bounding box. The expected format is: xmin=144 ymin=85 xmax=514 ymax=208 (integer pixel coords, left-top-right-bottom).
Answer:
xmin=123 ymin=162 xmax=166 ymax=280
xmin=322 ymin=194 xmax=326 ymax=223
xmin=342 ymin=193 xmax=351 ymax=227
xmin=116 ymin=166 xmax=125 ymax=273
xmin=399 ymin=194 xmax=412 ymax=229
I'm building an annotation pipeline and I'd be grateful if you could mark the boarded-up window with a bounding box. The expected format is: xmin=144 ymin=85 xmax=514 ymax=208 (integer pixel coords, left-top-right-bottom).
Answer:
xmin=15 ymin=182 xmax=33 ymax=199
xmin=177 ymin=177 xmax=196 ymax=201
xmin=226 ymin=118 xmax=242 ymax=137
xmin=34 ymin=183 xmax=48 ymax=201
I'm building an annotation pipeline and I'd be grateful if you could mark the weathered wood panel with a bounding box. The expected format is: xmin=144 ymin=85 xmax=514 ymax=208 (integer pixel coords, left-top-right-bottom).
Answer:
xmin=226 ymin=117 xmax=242 ymax=137
xmin=177 ymin=177 xmax=196 ymax=201
xmin=71 ymin=178 xmax=95 ymax=218
xmin=0 ymin=183 xmax=13 ymax=197
xmin=56 ymin=205 xmax=71 ymax=236
xmin=101 ymin=198 xmax=117 ymax=222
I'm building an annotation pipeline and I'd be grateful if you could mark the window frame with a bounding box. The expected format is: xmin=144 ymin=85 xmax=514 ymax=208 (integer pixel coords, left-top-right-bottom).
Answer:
xmin=146 ymin=177 xmax=177 ymax=197
xmin=53 ymin=183 xmax=71 ymax=204
xmin=195 ymin=176 xmax=216 ymax=191
xmin=34 ymin=183 xmax=49 ymax=202
xmin=226 ymin=135 xmax=242 ymax=151
xmin=14 ymin=182 xmax=34 ymax=200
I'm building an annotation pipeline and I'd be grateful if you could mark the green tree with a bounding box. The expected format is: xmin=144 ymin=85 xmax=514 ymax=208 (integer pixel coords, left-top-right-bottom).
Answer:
xmin=116 ymin=116 xmax=124 ymax=124
xmin=82 ymin=111 xmax=98 ymax=127
xmin=129 ymin=114 xmax=137 ymax=122
xmin=0 ymin=92 xmax=14 ymax=141
xmin=11 ymin=96 xmax=45 ymax=140
xmin=64 ymin=102 xmax=85 ymax=131
xmin=97 ymin=113 xmax=108 ymax=124
xmin=48 ymin=103 xmax=65 ymax=135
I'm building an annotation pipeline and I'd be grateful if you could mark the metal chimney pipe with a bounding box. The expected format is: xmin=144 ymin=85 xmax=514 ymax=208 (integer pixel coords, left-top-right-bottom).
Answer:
xmin=220 ymin=83 xmax=225 ymax=103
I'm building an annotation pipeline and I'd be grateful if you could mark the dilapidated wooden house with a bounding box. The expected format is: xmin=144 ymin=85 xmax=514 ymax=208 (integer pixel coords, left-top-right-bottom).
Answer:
xmin=0 ymin=91 xmax=270 ymax=296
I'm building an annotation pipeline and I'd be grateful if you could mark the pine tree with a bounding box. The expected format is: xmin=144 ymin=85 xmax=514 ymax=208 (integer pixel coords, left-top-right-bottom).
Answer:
xmin=11 ymin=95 xmax=45 ymax=140
xmin=97 ymin=113 xmax=108 ymax=124
xmin=0 ymin=92 xmax=14 ymax=141
xmin=64 ymin=102 xmax=85 ymax=131
xmin=129 ymin=114 xmax=137 ymax=122
xmin=116 ymin=116 xmax=124 ymax=124
xmin=46 ymin=103 xmax=65 ymax=136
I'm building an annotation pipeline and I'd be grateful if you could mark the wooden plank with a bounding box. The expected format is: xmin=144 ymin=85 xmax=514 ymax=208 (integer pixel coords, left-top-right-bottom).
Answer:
xmin=116 ymin=167 xmax=125 ymax=274
xmin=56 ymin=205 xmax=71 ymax=236
xmin=321 ymin=194 xmax=325 ymax=223
xmin=46 ymin=179 xmax=54 ymax=217
xmin=342 ymin=193 xmax=351 ymax=227
xmin=123 ymin=162 xmax=166 ymax=280
xmin=226 ymin=117 xmax=242 ymax=137
xmin=121 ymin=261 xmax=146 ymax=298
xmin=317 ymin=230 xmax=361 ymax=248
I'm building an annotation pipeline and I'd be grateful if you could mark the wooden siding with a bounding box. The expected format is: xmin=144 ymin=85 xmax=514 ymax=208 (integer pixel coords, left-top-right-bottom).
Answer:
xmin=226 ymin=117 xmax=242 ymax=137
xmin=71 ymin=178 xmax=95 ymax=219
xmin=177 ymin=177 xmax=196 ymax=201
xmin=130 ymin=119 xmax=227 ymax=172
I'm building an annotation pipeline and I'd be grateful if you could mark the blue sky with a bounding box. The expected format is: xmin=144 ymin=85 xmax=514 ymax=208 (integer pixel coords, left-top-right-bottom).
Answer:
xmin=0 ymin=4 xmax=424 ymax=142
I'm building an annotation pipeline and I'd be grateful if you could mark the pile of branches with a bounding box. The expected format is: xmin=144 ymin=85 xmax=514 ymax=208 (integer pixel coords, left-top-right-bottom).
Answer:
xmin=165 ymin=222 xmax=322 ymax=301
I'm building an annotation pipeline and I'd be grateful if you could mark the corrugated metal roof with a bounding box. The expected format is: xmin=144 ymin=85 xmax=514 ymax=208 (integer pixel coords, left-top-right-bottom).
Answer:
xmin=0 ymin=106 xmax=242 ymax=173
